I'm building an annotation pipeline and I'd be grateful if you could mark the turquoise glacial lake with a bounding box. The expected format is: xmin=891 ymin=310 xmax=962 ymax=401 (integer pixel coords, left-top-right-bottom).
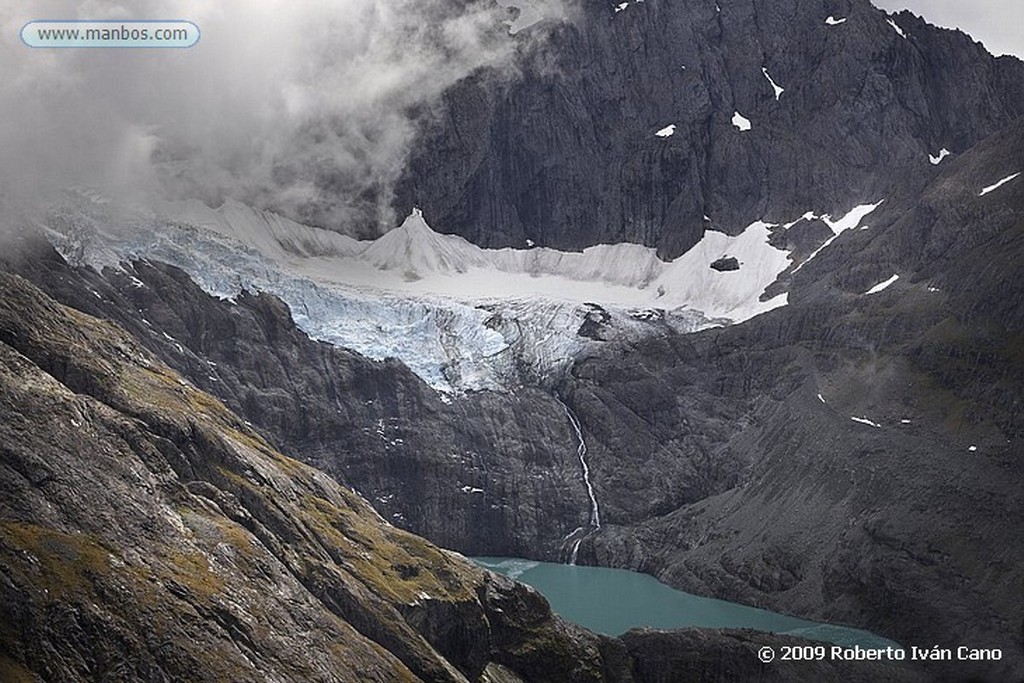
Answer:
xmin=473 ymin=557 xmax=900 ymax=649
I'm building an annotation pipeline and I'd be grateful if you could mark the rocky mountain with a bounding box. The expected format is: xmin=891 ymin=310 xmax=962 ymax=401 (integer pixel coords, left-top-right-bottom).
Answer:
xmin=6 ymin=110 xmax=1022 ymax=679
xmin=569 ymin=118 xmax=1024 ymax=682
xmin=3 ymin=0 xmax=1023 ymax=681
xmin=396 ymin=0 xmax=1024 ymax=257
xmin=0 ymin=268 xmax=932 ymax=682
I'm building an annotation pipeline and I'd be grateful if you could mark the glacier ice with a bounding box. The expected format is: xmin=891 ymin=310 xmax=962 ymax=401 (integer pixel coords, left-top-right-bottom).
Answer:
xmin=41 ymin=193 xmax=864 ymax=394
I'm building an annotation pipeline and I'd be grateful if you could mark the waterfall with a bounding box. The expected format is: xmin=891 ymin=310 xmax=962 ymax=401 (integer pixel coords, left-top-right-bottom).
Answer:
xmin=564 ymin=405 xmax=600 ymax=529
xmin=556 ymin=399 xmax=601 ymax=565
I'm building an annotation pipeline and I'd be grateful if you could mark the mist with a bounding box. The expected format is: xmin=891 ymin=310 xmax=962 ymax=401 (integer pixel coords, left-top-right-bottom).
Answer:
xmin=1 ymin=0 xmax=564 ymax=235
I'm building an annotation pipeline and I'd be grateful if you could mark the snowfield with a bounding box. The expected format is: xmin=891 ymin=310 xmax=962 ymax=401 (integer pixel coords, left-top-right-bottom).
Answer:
xmin=43 ymin=192 xmax=878 ymax=393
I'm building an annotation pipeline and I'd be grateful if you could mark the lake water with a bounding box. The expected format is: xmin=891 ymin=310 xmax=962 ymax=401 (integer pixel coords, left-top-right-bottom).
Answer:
xmin=473 ymin=557 xmax=900 ymax=649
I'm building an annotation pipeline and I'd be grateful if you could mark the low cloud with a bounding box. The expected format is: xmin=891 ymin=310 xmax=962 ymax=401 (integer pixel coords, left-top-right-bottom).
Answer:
xmin=2 ymin=0 xmax=566 ymax=235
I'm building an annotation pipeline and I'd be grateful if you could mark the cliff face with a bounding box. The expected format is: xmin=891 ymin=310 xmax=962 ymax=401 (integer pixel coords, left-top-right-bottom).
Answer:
xmin=395 ymin=0 xmax=1024 ymax=257
xmin=8 ymin=112 xmax=1021 ymax=681
xmin=564 ymin=117 xmax=1024 ymax=681
xmin=0 ymin=269 xmax=932 ymax=683
xmin=0 ymin=272 xmax=619 ymax=683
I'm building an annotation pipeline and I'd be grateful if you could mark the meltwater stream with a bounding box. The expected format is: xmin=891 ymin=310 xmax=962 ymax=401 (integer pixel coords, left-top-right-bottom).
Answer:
xmin=473 ymin=558 xmax=902 ymax=650
xmin=555 ymin=401 xmax=600 ymax=565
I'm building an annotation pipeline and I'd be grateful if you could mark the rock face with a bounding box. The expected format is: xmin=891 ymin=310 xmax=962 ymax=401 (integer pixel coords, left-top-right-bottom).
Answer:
xmin=2 ymin=237 xmax=595 ymax=562
xmin=565 ymin=119 xmax=1024 ymax=681
xmin=0 ymin=272 xmax=931 ymax=682
xmin=0 ymin=271 xmax=617 ymax=683
xmin=395 ymin=0 xmax=1024 ymax=257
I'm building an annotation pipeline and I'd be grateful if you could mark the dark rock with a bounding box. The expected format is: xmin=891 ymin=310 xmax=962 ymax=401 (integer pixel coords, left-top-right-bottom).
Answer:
xmin=578 ymin=304 xmax=612 ymax=341
xmin=395 ymin=0 xmax=1024 ymax=258
xmin=710 ymin=257 xmax=740 ymax=272
xmin=0 ymin=272 xmax=620 ymax=682
xmin=621 ymin=629 xmax=926 ymax=682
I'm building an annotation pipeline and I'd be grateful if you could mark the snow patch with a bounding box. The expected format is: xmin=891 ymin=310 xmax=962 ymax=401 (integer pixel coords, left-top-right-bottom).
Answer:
xmin=817 ymin=393 xmax=826 ymax=404
xmin=732 ymin=111 xmax=752 ymax=131
xmin=792 ymin=201 xmax=885 ymax=273
xmin=851 ymin=416 xmax=881 ymax=428
xmin=762 ymin=68 xmax=784 ymax=100
xmin=825 ymin=16 xmax=847 ymax=26
xmin=929 ymin=149 xmax=950 ymax=165
xmin=968 ymin=445 xmax=978 ymax=452
xmin=655 ymin=124 xmax=676 ymax=138
xmin=494 ymin=0 xmax=549 ymax=34
xmin=887 ymin=18 xmax=907 ymax=39
xmin=865 ymin=274 xmax=899 ymax=295
xmin=979 ymin=172 xmax=1021 ymax=196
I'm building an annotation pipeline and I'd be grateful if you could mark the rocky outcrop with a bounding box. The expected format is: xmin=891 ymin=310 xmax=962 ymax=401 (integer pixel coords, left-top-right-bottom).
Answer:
xmin=1 ymin=236 xmax=597 ymax=562
xmin=395 ymin=0 xmax=1024 ymax=257
xmin=0 ymin=271 xmax=931 ymax=682
xmin=0 ymin=272 xmax=617 ymax=682
xmin=709 ymin=257 xmax=740 ymax=272
xmin=563 ymin=119 xmax=1024 ymax=682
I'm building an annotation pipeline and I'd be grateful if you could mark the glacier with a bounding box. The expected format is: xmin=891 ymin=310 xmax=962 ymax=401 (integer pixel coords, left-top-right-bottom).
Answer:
xmin=40 ymin=190 xmax=874 ymax=394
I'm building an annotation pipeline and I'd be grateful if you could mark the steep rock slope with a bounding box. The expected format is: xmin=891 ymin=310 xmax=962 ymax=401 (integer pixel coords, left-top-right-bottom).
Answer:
xmin=396 ymin=0 xmax=1024 ymax=257
xmin=0 ymin=272 xmax=614 ymax=683
xmin=2 ymin=237 xmax=597 ymax=561
xmin=564 ymin=118 xmax=1024 ymax=681
xmin=0 ymin=272 xmax=929 ymax=683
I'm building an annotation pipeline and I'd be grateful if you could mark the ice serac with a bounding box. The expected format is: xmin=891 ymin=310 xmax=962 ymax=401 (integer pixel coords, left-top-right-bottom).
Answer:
xmin=361 ymin=207 xmax=486 ymax=278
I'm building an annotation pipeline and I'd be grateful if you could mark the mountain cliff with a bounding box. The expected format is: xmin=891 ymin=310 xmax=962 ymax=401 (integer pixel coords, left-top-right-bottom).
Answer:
xmin=0 ymin=268 xmax=931 ymax=682
xmin=3 ymin=0 xmax=1023 ymax=680
xmin=396 ymin=0 xmax=1024 ymax=257
xmin=7 ymin=111 xmax=1023 ymax=679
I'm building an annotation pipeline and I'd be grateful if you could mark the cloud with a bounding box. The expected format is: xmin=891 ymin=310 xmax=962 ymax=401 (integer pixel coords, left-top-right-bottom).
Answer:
xmin=1 ymin=0 xmax=563 ymax=235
